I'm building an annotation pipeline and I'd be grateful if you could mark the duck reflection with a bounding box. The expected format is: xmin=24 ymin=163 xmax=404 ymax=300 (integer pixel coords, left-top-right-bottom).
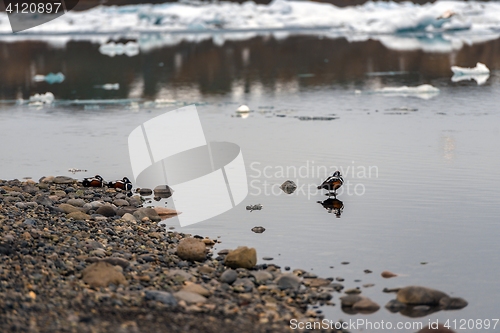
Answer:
xmin=317 ymin=198 xmax=344 ymax=218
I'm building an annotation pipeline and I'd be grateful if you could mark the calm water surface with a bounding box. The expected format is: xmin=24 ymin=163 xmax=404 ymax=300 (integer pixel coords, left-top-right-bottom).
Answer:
xmin=1 ymin=35 xmax=499 ymax=331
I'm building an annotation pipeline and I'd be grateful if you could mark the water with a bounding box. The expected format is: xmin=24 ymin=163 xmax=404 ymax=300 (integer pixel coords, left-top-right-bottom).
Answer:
xmin=1 ymin=34 xmax=500 ymax=331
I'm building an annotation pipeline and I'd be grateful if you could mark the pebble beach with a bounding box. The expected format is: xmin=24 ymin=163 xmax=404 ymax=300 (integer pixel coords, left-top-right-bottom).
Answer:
xmin=0 ymin=176 xmax=350 ymax=332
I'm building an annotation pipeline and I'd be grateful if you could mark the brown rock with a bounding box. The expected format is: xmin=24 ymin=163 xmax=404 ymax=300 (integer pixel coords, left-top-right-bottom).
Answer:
xmin=82 ymin=261 xmax=127 ymax=288
xmin=224 ymin=246 xmax=257 ymax=269
xmin=397 ymin=286 xmax=449 ymax=305
xmin=96 ymin=205 xmax=116 ymax=217
xmin=67 ymin=211 xmax=91 ymax=220
xmin=58 ymin=203 xmax=81 ymax=214
xmin=154 ymin=207 xmax=179 ymax=219
xmin=352 ymin=298 xmax=380 ymax=313
xmin=177 ymin=238 xmax=206 ymax=262
xmin=182 ymin=283 xmax=211 ymax=297
xmin=381 ymin=270 xmax=398 ymax=278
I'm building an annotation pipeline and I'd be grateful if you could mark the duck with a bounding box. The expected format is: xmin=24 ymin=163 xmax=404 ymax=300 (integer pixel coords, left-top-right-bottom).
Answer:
xmin=318 ymin=198 xmax=344 ymax=218
xmin=107 ymin=177 xmax=133 ymax=191
xmin=317 ymin=171 xmax=344 ymax=197
xmin=82 ymin=175 xmax=106 ymax=187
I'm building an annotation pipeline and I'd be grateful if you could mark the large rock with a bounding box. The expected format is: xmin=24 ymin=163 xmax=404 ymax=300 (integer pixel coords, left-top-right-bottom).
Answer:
xmin=133 ymin=207 xmax=161 ymax=222
xmin=176 ymin=238 xmax=206 ymax=262
xmin=224 ymin=246 xmax=257 ymax=269
xmin=275 ymin=274 xmax=301 ymax=291
xmin=67 ymin=211 xmax=91 ymax=220
xmin=53 ymin=176 xmax=76 ymax=184
xmin=96 ymin=205 xmax=116 ymax=217
xmin=153 ymin=185 xmax=174 ymax=199
xmin=397 ymin=286 xmax=449 ymax=305
xmin=66 ymin=198 xmax=86 ymax=207
xmin=58 ymin=203 xmax=81 ymax=214
xmin=352 ymin=298 xmax=380 ymax=313
xmin=82 ymin=261 xmax=127 ymax=288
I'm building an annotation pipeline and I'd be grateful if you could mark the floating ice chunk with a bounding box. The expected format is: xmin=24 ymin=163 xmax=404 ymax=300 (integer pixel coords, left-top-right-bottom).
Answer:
xmin=28 ymin=92 xmax=55 ymax=104
xmin=373 ymin=84 xmax=440 ymax=99
xmin=236 ymin=104 xmax=250 ymax=113
xmin=99 ymin=41 xmax=140 ymax=57
xmin=33 ymin=72 xmax=65 ymax=84
xmin=94 ymin=83 xmax=120 ymax=90
xmin=451 ymin=73 xmax=489 ymax=85
xmin=451 ymin=62 xmax=490 ymax=75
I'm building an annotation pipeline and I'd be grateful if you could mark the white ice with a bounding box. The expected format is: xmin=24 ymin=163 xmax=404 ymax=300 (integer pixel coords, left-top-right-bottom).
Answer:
xmin=451 ymin=62 xmax=490 ymax=75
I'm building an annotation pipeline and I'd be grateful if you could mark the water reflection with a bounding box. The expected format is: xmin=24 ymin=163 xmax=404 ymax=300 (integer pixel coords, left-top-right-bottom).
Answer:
xmin=1 ymin=35 xmax=500 ymax=100
xmin=317 ymin=198 xmax=344 ymax=218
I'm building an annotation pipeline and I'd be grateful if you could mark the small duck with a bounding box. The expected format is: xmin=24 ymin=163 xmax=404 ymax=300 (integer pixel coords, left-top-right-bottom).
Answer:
xmin=317 ymin=171 xmax=344 ymax=197
xmin=107 ymin=177 xmax=133 ymax=191
xmin=82 ymin=175 xmax=106 ymax=187
xmin=318 ymin=198 xmax=344 ymax=218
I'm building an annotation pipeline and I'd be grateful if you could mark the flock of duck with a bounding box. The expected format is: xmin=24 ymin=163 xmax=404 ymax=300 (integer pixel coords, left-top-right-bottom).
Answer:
xmin=82 ymin=175 xmax=133 ymax=191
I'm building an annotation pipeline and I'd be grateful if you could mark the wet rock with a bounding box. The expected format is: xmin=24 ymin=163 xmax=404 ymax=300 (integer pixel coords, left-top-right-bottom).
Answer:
xmin=220 ymin=269 xmax=238 ymax=284
xmin=251 ymin=226 xmax=266 ymax=233
xmin=153 ymin=185 xmax=173 ymax=199
xmin=174 ymin=291 xmax=207 ymax=304
xmin=139 ymin=188 xmax=153 ymax=196
xmin=96 ymin=205 xmax=116 ymax=217
xmin=133 ymin=207 xmax=161 ymax=222
xmin=397 ymin=286 xmax=450 ymax=306
xmin=340 ymin=295 xmax=363 ymax=307
xmin=385 ymin=299 xmax=407 ymax=312
xmin=82 ymin=261 xmax=127 ymax=288
xmin=276 ymin=274 xmax=301 ymax=290
xmin=246 ymin=204 xmax=262 ymax=212
xmin=67 ymin=211 xmax=91 ymax=220
xmin=154 ymin=207 xmax=179 ymax=219
xmin=280 ymin=180 xmax=297 ymax=194
xmin=304 ymin=278 xmax=331 ymax=288
xmin=145 ymin=290 xmax=177 ymax=306
xmin=225 ymin=246 xmax=257 ymax=269
xmin=381 ymin=270 xmax=398 ymax=278
xmin=53 ymin=176 xmax=76 ymax=184
xmin=352 ymin=298 xmax=380 ymax=313
xmin=176 ymin=238 xmax=206 ymax=262
xmin=439 ymin=296 xmax=468 ymax=310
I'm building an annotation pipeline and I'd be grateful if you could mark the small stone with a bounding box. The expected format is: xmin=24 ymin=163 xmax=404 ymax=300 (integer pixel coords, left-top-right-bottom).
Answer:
xmin=96 ymin=205 xmax=116 ymax=217
xmin=145 ymin=290 xmax=177 ymax=306
xmin=251 ymin=271 xmax=273 ymax=284
xmin=385 ymin=299 xmax=406 ymax=312
xmin=66 ymin=198 xmax=86 ymax=207
xmin=280 ymin=180 xmax=297 ymax=194
xmin=154 ymin=207 xmax=179 ymax=219
xmin=381 ymin=270 xmax=398 ymax=278
xmin=225 ymin=246 xmax=257 ymax=269
xmin=174 ymin=291 xmax=206 ymax=304
xmin=220 ymin=269 xmax=238 ymax=284
xmin=364 ymin=269 xmax=372 ymax=274
xmin=344 ymin=288 xmax=361 ymax=294
xmin=23 ymin=218 xmax=36 ymax=226
xmin=304 ymin=278 xmax=331 ymax=288
xmin=177 ymin=238 xmax=206 ymax=262
xmin=262 ymin=257 xmax=273 ymax=261
xmin=82 ymin=261 xmax=127 ymax=288
xmin=251 ymin=226 xmax=266 ymax=233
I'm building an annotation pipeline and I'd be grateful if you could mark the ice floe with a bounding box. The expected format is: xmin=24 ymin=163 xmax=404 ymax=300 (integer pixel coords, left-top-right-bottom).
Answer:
xmin=451 ymin=62 xmax=490 ymax=85
xmin=0 ymin=1 xmax=500 ymax=52
xmin=372 ymin=84 xmax=440 ymax=99
xmin=28 ymin=92 xmax=55 ymax=105
xmin=33 ymin=72 xmax=65 ymax=84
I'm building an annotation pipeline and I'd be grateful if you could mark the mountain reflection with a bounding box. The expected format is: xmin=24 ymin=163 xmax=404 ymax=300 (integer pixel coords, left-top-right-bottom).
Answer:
xmin=1 ymin=35 xmax=499 ymax=100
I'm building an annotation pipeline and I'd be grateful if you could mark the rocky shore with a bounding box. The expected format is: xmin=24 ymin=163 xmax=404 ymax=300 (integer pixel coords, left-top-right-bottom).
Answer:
xmin=0 ymin=177 xmax=348 ymax=333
